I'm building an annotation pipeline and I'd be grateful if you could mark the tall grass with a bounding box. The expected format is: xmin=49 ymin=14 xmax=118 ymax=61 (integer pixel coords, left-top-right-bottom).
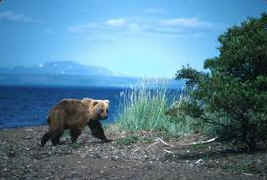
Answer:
xmin=116 ymin=79 xmax=194 ymax=137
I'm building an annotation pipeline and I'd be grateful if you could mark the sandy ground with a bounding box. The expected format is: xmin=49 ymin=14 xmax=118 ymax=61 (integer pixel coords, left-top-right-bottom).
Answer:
xmin=0 ymin=126 xmax=266 ymax=180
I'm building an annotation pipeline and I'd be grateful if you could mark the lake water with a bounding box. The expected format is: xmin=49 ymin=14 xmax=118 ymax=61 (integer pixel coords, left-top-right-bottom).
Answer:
xmin=0 ymin=85 xmax=125 ymax=129
xmin=0 ymin=85 xmax=182 ymax=129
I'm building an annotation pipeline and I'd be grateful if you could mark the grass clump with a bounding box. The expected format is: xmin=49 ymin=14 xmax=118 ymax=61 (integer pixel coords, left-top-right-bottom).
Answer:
xmin=115 ymin=79 xmax=194 ymax=137
xmin=71 ymin=143 xmax=82 ymax=149
xmin=116 ymin=135 xmax=139 ymax=145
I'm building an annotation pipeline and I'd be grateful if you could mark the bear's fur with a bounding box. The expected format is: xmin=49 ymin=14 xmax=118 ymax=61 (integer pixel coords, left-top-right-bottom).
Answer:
xmin=41 ymin=98 xmax=110 ymax=146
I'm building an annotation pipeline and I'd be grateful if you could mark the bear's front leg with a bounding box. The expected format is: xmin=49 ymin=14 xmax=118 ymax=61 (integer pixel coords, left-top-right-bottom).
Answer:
xmin=88 ymin=120 xmax=111 ymax=142
xmin=51 ymin=129 xmax=64 ymax=146
xmin=70 ymin=128 xmax=82 ymax=143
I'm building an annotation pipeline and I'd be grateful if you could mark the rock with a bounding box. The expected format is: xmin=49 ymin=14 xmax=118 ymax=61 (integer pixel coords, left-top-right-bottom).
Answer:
xmin=25 ymin=128 xmax=34 ymax=132
xmin=3 ymin=168 xmax=8 ymax=171
xmin=7 ymin=151 xmax=16 ymax=158
xmin=80 ymin=152 xmax=88 ymax=158
xmin=24 ymin=136 xmax=32 ymax=140
xmin=194 ymin=159 xmax=205 ymax=166
xmin=111 ymin=155 xmax=119 ymax=161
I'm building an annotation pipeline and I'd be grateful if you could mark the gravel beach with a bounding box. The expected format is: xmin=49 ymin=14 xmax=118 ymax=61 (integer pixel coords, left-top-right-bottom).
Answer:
xmin=0 ymin=126 xmax=266 ymax=180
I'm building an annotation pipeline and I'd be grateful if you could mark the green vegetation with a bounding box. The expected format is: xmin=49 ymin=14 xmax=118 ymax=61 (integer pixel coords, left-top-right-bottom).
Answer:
xmin=71 ymin=142 xmax=82 ymax=149
xmin=116 ymin=79 xmax=194 ymax=137
xmin=175 ymin=13 xmax=267 ymax=152
xmin=111 ymin=14 xmax=267 ymax=153
xmin=116 ymin=134 xmax=139 ymax=145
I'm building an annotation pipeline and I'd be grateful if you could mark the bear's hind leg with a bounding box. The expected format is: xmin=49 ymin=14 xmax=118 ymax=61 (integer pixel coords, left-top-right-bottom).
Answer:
xmin=70 ymin=128 xmax=82 ymax=143
xmin=88 ymin=120 xmax=110 ymax=142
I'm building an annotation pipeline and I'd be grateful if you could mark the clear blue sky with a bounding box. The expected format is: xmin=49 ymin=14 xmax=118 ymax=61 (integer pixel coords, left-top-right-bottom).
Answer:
xmin=0 ymin=0 xmax=266 ymax=78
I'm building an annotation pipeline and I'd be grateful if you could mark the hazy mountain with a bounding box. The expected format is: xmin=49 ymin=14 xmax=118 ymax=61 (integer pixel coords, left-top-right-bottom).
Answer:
xmin=0 ymin=61 xmax=183 ymax=88
xmin=8 ymin=61 xmax=113 ymax=76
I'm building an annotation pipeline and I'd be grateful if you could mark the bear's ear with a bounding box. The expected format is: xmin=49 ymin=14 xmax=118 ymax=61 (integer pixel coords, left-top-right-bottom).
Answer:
xmin=82 ymin=97 xmax=92 ymax=101
xmin=92 ymin=101 xmax=98 ymax=107
xmin=81 ymin=98 xmax=92 ymax=106
xmin=104 ymin=100 xmax=110 ymax=104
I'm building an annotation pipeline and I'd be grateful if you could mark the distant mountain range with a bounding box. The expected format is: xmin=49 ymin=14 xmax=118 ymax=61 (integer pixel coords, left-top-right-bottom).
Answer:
xmin=0 ymin=61 xmax=183 ymax=88
xmin=0 ymin=61 xmax=114 ymax=76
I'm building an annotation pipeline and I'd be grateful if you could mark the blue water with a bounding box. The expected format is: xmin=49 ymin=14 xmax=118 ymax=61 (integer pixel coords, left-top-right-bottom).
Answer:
xmin=0 ymin=85 xmax=182 ymax=129
xmin=0 ymin=85 xmax=124 ymax=129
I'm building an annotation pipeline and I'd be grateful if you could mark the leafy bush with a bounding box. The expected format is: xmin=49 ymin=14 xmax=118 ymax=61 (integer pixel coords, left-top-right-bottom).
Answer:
xmin=175 ymin=13 xmax=267 ymax=152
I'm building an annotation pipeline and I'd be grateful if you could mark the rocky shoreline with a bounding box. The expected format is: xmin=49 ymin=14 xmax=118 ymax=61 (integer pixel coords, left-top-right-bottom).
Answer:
xmin=0 ymin=126 xmax=266 ymax=180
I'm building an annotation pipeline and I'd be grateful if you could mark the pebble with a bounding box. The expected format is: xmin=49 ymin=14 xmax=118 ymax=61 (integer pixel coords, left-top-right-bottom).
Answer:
xmin=111 ymin=155 xmax=119 ymax=161
xmin=194 ymin=159 xmax=205 ymax=166
xmin=25 ymin=128 xmax=34 ymax=132
xmin=8 ymin=151 xmax=16 ymax=158
xmin=80 ymin=152 xmax=87 ymax=158
xmin=24 ymin=136 xmax=32 ymax=140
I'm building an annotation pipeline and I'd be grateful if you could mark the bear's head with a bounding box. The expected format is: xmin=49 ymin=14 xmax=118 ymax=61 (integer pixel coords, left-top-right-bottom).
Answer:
xmin=81 ymin=98 xmax=110 ymax=120
xmin=93 ymin=99 xmax=109 ymax=120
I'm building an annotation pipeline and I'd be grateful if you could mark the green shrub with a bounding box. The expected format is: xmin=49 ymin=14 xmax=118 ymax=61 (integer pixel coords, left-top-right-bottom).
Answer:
xmin=175 ymin=13 xmax=267 ymax=152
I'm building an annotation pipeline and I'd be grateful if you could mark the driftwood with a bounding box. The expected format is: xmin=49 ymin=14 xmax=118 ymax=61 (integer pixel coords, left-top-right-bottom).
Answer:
xmin=146 ymin=141 xmax=160 ymax=150
xmin=132 ymin=147 xmax=141 ymax=153
xmin=146 ymin=138 xmax=174 ymax=150
xmin=163 ymin=149 xmax=174 ymax=154
xmin=146 ymin=137 xmax=218 ymax=150
xmin=155 ymin=138 xmax=174 ymax=147
xmin=177 ymin=137 xmax=217 ymax=146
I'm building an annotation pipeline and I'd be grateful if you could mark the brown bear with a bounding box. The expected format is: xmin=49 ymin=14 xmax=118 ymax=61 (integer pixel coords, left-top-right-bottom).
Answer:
xmin=41 ymin=98 xmax=111 ymax=146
